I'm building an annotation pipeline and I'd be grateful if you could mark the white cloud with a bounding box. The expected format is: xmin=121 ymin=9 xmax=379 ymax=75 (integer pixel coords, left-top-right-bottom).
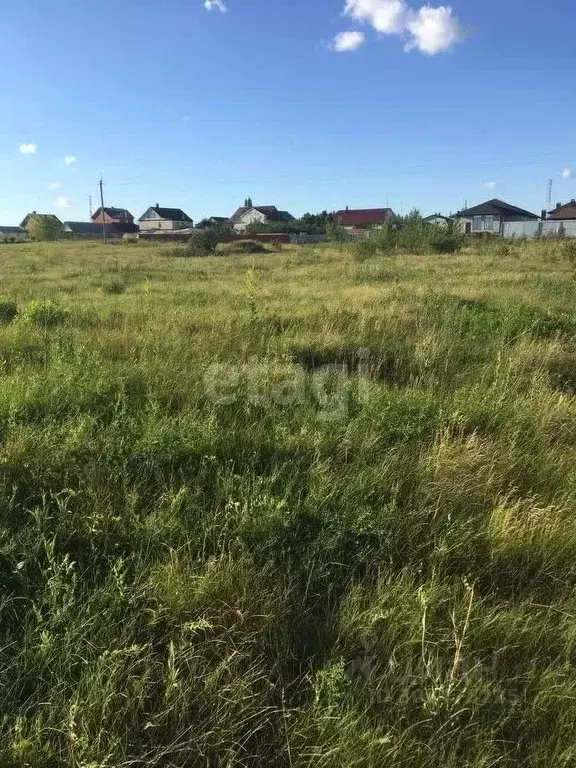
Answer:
xmin=345 ymin=0 xmax=407 ymax=34
xmin=54 ymin=196 xmax=71 ymax=208
xmin=19 ymin=143 xmax=37 ymax=155
xmin=49 ymin=182 xmax=63 ymax=190
xmin=405 ymin=5 xmax=466 ymax=54
xmin=64 ymin=155 xmax=77 ymax=166
xmin=340 ymin=0 xmax=467 ymax=55
xmin=333 ymin=30 xmax=366 ymax=51
xmin=204 ymin=0 xmax=227 ymax=11
xmin=562 ymin=168 xmax=572 ymax=179
xmin=484 ymin=180 xmax=498 ymax=190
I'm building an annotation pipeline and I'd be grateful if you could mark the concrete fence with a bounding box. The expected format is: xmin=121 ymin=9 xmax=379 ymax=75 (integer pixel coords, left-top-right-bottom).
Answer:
xmin=502 ymin=220 xmax=576 ymax=239
xmin=289 ymin=234 xmax=327 ymax=245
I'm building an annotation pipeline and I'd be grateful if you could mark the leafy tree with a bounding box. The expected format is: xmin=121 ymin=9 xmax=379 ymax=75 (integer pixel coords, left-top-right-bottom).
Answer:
xmin=244 ymin=197 xmax=253 ymax=207
xmin=242 ymin=211 xmax=334 ymax=236
xmin=27 ymin=216 xmax=62 ymax=242
xmin=196 ymin=219 xmax=232 ymax=236
xmin=299 ymin=211 xmax=333 ymax=234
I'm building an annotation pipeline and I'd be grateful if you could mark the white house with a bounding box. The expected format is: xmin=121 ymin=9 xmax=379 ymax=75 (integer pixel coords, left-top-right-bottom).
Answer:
xmin=138 ymin=205 xmax=193 ymax=231
xmin=454 ymin=199 xmax=538 ymax=235
xmin=423 ymin=214 xmax=450 ymax=226
xmin=229 ymin=205 xmax=294 ymax=233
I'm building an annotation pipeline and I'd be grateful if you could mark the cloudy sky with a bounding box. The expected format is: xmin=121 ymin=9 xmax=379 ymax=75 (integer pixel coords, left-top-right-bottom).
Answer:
xmin=0 ymin=0 xmax=574 ymax=224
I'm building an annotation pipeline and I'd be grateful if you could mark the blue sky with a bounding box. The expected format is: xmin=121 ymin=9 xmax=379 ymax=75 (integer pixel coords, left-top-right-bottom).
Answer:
xmin=0 ymin=0 xmax=574 ymax=224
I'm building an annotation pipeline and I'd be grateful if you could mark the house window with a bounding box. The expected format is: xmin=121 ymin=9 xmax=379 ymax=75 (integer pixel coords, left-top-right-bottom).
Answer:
xmin=472 ymin=216 xmax=482 ymax=231
xmin=484 ymin=215 xmax=494 ymax=230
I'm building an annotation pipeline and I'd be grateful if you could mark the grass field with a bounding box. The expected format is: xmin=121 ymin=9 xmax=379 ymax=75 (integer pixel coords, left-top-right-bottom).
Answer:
xmin=1 ymin=238 xmax=576 ymax=767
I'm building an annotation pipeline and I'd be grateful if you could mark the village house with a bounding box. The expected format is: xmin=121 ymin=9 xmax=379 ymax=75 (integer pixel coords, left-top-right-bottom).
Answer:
xmin=538 ymin=200 xmax=576 ymax=238
xmin=547 ymin=200 xmax=576 ymax=221
xmin=138 ymin=205 xmax=193 ymax=232
xmin=454 ymin=199 xmax=538 ymax=235
xmin=20 ymin=212 xmax=62 ymax=231
xmin=92 ymin=207 xmax=135 ymax=225
xmin=62 ymin=221 xmax=139 ymax=238
xmin=423 ymin=214 xmax=451 ymax=226
xmin=229 ymin=205 xmax=295 ymax=233
xmin=334 ymin=207 xmax=395 ymax=230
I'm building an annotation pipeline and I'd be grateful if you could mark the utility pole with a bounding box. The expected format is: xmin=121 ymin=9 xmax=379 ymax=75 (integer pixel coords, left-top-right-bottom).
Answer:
xmin=88 ymin=194 xmax=93 ymax=219
xmin=99 ymin=178 xmax=106 ymax=244
xmin=547 ymin=178 xmax=553 ymax=212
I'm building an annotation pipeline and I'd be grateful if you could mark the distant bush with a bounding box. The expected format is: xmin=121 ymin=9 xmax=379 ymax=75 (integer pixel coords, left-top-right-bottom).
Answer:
xmin=186 ymin=229 xmax=219 ymax=257
xmin=102 ymin=278 xmax=127 ymax=295
xmin=22 ymin=299 xmax=70 ymax=327
xmin=326 ymin=220 xmax=349 ymax=245
xmin=429 ymin=228 xmax=466 ymax=254
xmin=122 ymin=234 xmax=139 ymax=244
xmin=0 ymin=298 xmax=18 ymax=323
xmin=352 ymin=215 xmax=465 ymax=256
xmin=351 ymin=236 xmax=379 ymax=262
xmin=219 ymin=240 xmax=268 ymax=255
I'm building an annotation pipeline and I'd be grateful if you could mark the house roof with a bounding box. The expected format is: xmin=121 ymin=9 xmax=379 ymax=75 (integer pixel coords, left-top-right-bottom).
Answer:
xmin=335 ymin=208 xmax=395 ymax=227
xmin=0 ymin=226 xmax=26 ymax=234
xmin=548 ymin=200 xmax=576 ymax=220
xmin=229 ymin=205 xmax=295 ymax=223
xmin=20 ymin=213 xmax=62 ymax=228
xmin=93 ymin=207 xmax=133 ymax=220
xmin=455 ymin=199 xmax=538 ymax=220
xmin=63 ymin=221 xmax=139 ymax=235
xmin=423 ymin=214 xmax=450 ymax=222
xmin=138 ymin=206 xmax=193 ymax=222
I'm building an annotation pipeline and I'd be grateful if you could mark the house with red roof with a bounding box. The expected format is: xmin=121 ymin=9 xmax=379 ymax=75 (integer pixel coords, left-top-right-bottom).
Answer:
xmin=335 ymin=206 xmax=396 ymax=230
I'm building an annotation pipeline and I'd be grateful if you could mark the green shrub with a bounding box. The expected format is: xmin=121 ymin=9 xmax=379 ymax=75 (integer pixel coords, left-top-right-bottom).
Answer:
xmin=0 ymin=298 xmax=18 ymax=323
xmin=429 ymin=229 xmax=465 ymax=254
xmin=102 ymin=278 xmax=127 ymax=295
xmin=351 ymin=236 xmax=378 ymax=262
xmin=186 ymin=229 xmax=219 ymax=257
xmin=371 ymin=225 xmax=399 ymax=254
xmin=22 ymin=299 xmax=70 ymax=327
xmin=219 ymin=240 xmax=268 ymax=255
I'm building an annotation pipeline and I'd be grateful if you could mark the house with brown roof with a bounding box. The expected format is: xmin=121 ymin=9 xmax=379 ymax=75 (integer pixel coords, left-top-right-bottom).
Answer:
xmin=335 ymin=207 xmax=395 ymax=230
xmin=454 ymin=199 xmax=538 ymax=235
xmin=547 ymin=200 xmax=576 ymax=220
xmin=138 ymin=205 xmax=193 ymax=231
xmin=538 ymin=199 xmax=576 ymax=238
xmin=229 ymin=204 xmax=295 ymax=233
xmin=92 ymin=207 xmax=135 ymax=225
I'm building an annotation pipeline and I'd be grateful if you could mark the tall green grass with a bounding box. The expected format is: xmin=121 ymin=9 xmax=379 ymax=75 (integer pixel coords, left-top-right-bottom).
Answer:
xmin=0 ymin=239 xmax=575 ymax=766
